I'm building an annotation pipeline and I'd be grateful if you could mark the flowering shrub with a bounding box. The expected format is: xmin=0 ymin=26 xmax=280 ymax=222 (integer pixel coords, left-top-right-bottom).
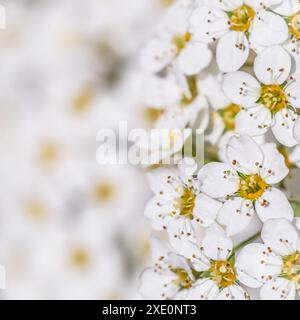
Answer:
xmin=139 ymin=0 xmax=300 ymax=300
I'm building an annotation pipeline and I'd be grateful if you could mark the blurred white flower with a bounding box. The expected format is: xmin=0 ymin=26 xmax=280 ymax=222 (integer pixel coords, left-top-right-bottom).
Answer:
xmin=236 ymin=219 xmax=300 ymax=300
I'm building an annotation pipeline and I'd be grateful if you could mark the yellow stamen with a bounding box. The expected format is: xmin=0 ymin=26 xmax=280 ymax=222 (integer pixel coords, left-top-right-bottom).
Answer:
xmin=172 ymin=32 xmax=191 ymax=53
xmin=174 ymin=188 xmax=196 ymax=219
xmin=239 ymin=174 xmax=269 ymax=201
xmin=288 ymin=12 xmax=300 ymax=40
xmin=282 ymin=252 xmax=300 ymax=283
xmin=210 ymin=260 xmax=237 ymax=288
xmin=260 ymin=84 xmax=287 ymax=113
xmin=229 ymin=5 xmax=256 ymax=33
xmin=218 ymin=103 xmax=241 ymax=131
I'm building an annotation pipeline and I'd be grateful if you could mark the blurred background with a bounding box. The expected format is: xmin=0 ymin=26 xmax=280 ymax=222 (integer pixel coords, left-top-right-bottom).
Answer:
xmin=0 ymin=0 xmax=172 ymax=299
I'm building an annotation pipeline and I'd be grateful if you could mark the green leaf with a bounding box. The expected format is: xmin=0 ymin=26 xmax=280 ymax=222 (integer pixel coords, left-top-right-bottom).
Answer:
xmin=291 ymin=200 xmax=300 ymax=218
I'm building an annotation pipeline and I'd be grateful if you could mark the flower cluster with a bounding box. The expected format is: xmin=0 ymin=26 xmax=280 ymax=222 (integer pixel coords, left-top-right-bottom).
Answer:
xmin=139 ymin=0 xmax=300 ymax=300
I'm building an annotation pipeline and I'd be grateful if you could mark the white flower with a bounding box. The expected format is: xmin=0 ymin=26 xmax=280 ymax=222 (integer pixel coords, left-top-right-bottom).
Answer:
xmin=198 ymin=135 xmax=293 ymax=236
xmin=190 ymin=0 xmax=288 ymax=72
xmin=145 ymin=158 xmax=222 ymax=253
xmin=184 ymin=224 xmax=250 ymax=300
xmin=236 ymin=218 xmax=300 ymax=300
xmin=139 ymin=237 xmax=195 ymax=300
xmin=267 ymin=1 xmax=300 ymax=59
xmin=141 ymin=0 xmax=212 ymax=75
xmin=222 ymin=46 xmax=300 ymax=147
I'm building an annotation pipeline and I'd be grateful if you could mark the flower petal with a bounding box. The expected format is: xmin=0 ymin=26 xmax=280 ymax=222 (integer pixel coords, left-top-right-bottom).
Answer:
xmin=260 ymin=143 xmax=289 ymax=184
xmin=254 ymin=46 xmax=291 ymax=85
xmin=187 ymin=279 xmax=219 ymax=300
xmin=272 ymin=108 xmax=298 ymax=147
xmin=236 ymin=243 xmax=282 ymax=288
xmin=285 ymin=74 xmax=300 ymax=109
xmin=198 ymin=162 xmax=239 ymax=199
xmin=218 ymin=197 xmax=255 ymax=237
xmin=245 ymin=0 xmax=281 ymax=10
xmin=139 ymin=267 xmax=177 ymax=300
xmin=144 ymin=197 xmax=173 ymax=230
xmin=190 ymin=6 xmax=228 ymax=43
xmin=260 ymin=278 xmax=296 ymax=300
xmin=226 ymin=135 xmax=264 ymax=175
xmin=178 ymin=42 xmax=212 ymax=75
xmin=235 ymin=106 xmax=272 ymax=136
xmin=202 ymin=224 xmax=233 ymax=260
xmin=222 ymin=71 xmax=260 ymax=108
xmin=216 ymin=285 xmax=250 ymax=300
xmin=261 ymin=218 xmax=298 ymax=256
xmin=217 ymin=31 xmax=249 ymax=72
xmin=250 ymin=11 xmax=288 ymax=46
xmin=140 ymin=38 xmax=175 ymax=73
xmin=271 ymin=0 xmax=300 ymax=16
xmin=255 ymin=188 xmax=294 ymax=223
xmin=167 ymin=218 xmax=199 ymax=255
xmin=194 ymin=193 xmax=222 ymax=227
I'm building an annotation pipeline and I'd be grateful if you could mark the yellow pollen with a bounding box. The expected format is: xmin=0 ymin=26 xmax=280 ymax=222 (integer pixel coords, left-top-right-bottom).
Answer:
xmin=239 ymin=174 xmax=269 ymax=201
xmin=172 ymin=32 xmax=191 ymax=53
xmin=25 ymin=199 xmax=47 ymax=220
xmin=173 ymin=268 xmax=193 ymax=289
xmin=218 ymin=103 xmax=241 ymax=131
xmin=282 ymin=252 xmax=300 ymax=283
xmin=210 ymin=260 xmax=237 ymax=288
xmin=72 ymin=88 xmax=94 ymax=114
xmin=181 ymin=75 xmax=198 ymax=106
xmin=260 ymin=85 xmax=287 ymax=113
xmin=288 ymin=12 xmax=300 ymax=40
xmin=93 ymin=182 xmax=114 ymax=202
xmin=39 ymin=142 xmax=60 ymax=167
xmin=143 ymin=107 xmax=165 ymax=126
xmin=229 ymin=5 xmax=256 ymax=33
xmin=174 ymin=188 xmax=196 ymax=219
xmin=70 ymin=248 xmax=91 ymax=269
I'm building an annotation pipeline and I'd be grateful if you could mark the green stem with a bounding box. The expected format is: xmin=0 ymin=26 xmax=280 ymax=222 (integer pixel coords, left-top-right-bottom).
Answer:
xmin=291 ymin=200 xmax=300 ymax=218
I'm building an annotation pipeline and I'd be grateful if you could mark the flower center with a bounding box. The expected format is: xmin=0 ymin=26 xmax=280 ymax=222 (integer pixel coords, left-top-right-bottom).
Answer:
xmin=144 ymin=107 xmax=165 ymax=126
xmin=260 ymin=84 xmax=287 ymax=113
xmin=93 ymin=182 xmax=115 ymax=202
xmin=72 ymin=87 xmax=95 ymax=114
xmin=174 ymin=187 xmax=195 ymax=219
xmin=229 ymin=5 xmax=256 ymax=33
xmin=25 ymin=199 xmax=47 ymax=220
xmin=173 ymin=268 xmax=193 ymax=289
xmin=239 ymin=174 xmax=268 ymax=201
xmin=70 ymin=248 xmax=91 ymax=269
xmin=210 ymin=260 xmax=237 ymax=288
xmin=282 ymin=252 xmax=300 ymax=283
xmin=39 ymin=142 xmax=60 ymax=167
xmin=218 ymin=103 xmax=241 ymax=131
xmin=172 ymin=32 xmax=191 ymax=53
xmin=288 ymin=12 xmax=300 ymax=40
